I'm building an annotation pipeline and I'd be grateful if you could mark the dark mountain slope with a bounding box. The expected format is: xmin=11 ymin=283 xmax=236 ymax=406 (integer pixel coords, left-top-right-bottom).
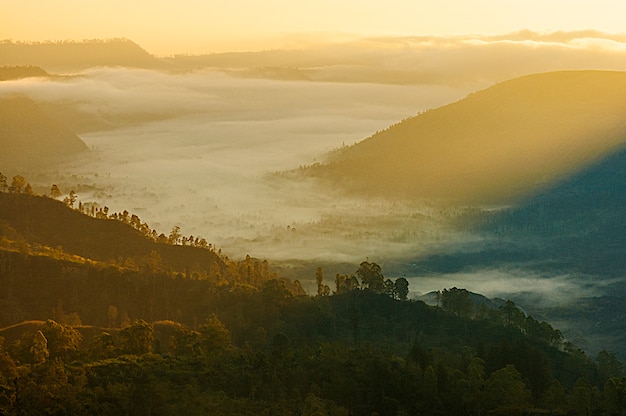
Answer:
xmin=306 ymin=70 xmax=626 ymax=203
xmin=0 ymin=192 xmax=226 ymax=275
xmin=480 ymin=143 xmax=626 ymax=275
xmin=0 ymin=96 xmax=88 ymax=169
xmin=412 ymin=144 xmax=625 ymax=276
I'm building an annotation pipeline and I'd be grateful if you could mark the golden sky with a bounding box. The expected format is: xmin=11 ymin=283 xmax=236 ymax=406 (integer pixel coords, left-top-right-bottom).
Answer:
xmin=2 ymin=0 xmax=626 ymax=55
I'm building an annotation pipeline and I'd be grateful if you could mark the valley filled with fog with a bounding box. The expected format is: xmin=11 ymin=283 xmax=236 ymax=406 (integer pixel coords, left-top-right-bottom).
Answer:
xmin=2 ymin=33 xmax=626 ymax=359
xmin=1 ymin=65 xmax=620 ymax=313
xmin=8 ymin=68 xmax=473 ymax=267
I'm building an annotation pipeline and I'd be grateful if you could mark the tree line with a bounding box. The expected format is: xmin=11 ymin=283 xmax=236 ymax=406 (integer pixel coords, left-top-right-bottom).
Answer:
xmin=1 ymin=287 xmax=625 ymax=415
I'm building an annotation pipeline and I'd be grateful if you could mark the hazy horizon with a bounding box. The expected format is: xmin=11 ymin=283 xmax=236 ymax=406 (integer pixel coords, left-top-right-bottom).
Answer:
xmin=4 ymin=0 xmax=626 ymax=55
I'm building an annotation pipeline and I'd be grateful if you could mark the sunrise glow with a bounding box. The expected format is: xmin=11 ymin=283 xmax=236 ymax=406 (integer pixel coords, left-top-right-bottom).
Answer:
xmin=3 ymin=0 xmax=626 ymax=54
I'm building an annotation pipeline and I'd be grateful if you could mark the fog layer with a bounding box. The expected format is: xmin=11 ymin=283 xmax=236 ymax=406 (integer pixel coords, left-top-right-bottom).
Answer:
xmin=2 ymin=33 xmax=625 ymax=304
xmin=0 ymin=68 xmax=469 ymax=264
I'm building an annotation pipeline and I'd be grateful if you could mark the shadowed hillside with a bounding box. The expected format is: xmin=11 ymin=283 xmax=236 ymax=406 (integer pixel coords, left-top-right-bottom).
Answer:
xmin=0 ymin=192 xmax=227 ymax=274
xmin=0 ymin=96 xmax=88 ymax=169
xmin=479 ymin=144 xmax=626 ymax=275
xmin=305 ymin=71 xmax=626 ymax=203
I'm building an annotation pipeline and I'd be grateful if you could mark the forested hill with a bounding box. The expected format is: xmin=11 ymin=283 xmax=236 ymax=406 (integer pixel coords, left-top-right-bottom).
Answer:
xmin=304 ymin=70 xmax=626 ymax=204
xmin=0 ymin=96 xmax=88 ymax=169
xmin=479 ymin=143 xmax=626 ymax=276
xmin=0 ymin=191 xmax=231 ymax=275
xmin=1 ymin=191 xmax=625 ymax=414
xmin=0 ymin=39 xmax=163 ymax=71
xmin=0 ymin=190 xmax=299 ymax=326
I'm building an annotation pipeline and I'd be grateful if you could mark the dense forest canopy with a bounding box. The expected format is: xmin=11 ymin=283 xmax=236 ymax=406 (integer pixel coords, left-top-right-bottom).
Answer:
xmin=0 ymin=179 xmax=625 ymax=415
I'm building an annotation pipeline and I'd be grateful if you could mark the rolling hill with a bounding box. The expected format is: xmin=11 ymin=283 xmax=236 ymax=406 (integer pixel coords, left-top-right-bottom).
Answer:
xmin=0 ymin=192 xmax=227 ymax=274
xmin=0 ymin=96 xmax=88 ymax=170
xmin=305 ymin=70 xmax=626 ymax=204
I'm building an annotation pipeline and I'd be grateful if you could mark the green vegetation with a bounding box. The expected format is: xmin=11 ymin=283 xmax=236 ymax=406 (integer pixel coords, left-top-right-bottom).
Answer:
xmin=0 ymin=181 xmax=625 ymax=414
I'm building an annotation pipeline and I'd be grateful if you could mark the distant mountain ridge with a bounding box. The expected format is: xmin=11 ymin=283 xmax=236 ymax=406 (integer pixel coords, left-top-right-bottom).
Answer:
xmin=305 ymin=70 xmax=626 ymax=203
xmin=0 ymin=39 xmax=163 ymax=71
xmin=0 ymin=96 xmax=88 ymax=169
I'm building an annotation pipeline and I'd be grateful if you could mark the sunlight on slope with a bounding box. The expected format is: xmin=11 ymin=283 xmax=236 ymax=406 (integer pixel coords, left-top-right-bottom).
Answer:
xmin=310 ymin=71 xmax=626 ymax=203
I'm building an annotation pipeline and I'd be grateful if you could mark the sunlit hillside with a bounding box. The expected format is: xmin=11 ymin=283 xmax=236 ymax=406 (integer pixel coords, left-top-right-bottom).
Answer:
xmin=306 ymin=71 xmax=626 ymax=203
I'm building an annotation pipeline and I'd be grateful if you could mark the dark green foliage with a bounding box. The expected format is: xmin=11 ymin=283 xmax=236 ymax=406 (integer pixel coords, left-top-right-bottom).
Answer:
xmin=0 ymin=288 xmax=621 ymax=415
xmin=0 ymin=186 xmax=622 ymax=414
xmin=356 ymin=261 xmax=385 ymax=294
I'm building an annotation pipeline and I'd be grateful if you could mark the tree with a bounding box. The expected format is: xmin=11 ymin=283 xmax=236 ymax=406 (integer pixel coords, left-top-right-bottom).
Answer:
xmin=542 ymin=380 xmax=567 ymax=414
xmin=30 ymin=330 xmax=49 ymax=365
xmin=9 ymin=175 xmax=25 ymax=193
xmin=196 ymin=314 xmax=233 ymax=356
xmin=50 ymin=184 xmax=62 ymax=198
xmin=63 ymin=190 xmax=77 ymax=208
xmin=569 ymin=378 xmax=593 ymax=416
xmin=335 ymin=273 xmax=359 ymax=294
xmin=40 ymin=320 xmax=82 ymax=360
xmin=356 ymin=261 xmax=385 ymax=294
xmin=384 ymin=278 xmax=395 ymax=297
xmin=484 ymin=365 xmax=531 ymax=411
xmin=464 ymin=358 xmax=486 ymax=413
xmin=168 ymin=225 xmax=181 ymax=245
xmin=500 ymin=300 xmax=525 ymax=327
xmin=119 ymin=320 xmax=154 ymax=355
xmin=0 ymin=172 xmax=7 ymax=192
xmin=604 ymin=377 xmax=626 ymax=416
xmin=440 ymin=287 xmax=474 ymax=318
xmin=394 ymin=278 xmax=409 ymax=301
xmin=315 ymin=267 xmax=330 ymax=297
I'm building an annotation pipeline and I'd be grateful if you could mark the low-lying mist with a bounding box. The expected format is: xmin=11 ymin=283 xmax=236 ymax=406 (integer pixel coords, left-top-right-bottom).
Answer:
xmin=1 ymin=45 xmax=622 ymax=305
xmin=2 ymin=68 xmax=472 ymax=265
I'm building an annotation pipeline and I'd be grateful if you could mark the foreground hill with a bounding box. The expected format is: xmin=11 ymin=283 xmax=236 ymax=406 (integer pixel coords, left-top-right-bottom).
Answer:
xmin=0 ymin=39 xmax=163 ymax=71
xmin=0 ymin=189 xmax=624 ymax=414
xmin=0 ymin=192 xmax=298 ymax=327
xmin=0 ymin=96 xmax=88 ymax=169
xmin=305 ymin=71 xmax=626 ymax=203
